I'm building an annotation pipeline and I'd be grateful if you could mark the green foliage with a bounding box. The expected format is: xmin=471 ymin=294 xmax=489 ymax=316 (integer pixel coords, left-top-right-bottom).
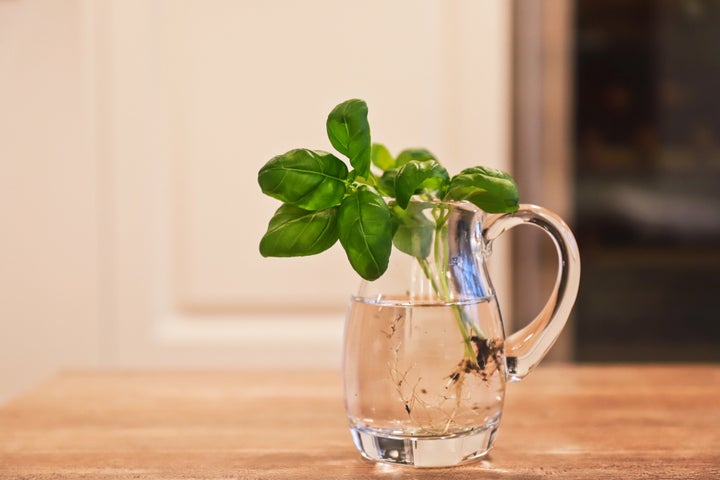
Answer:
xmin=258 ymin=149 xmax=348 ymax=211
xmin=395 ymin=148 xmax=436 ymax=167
xmin=258 ymin=98 xmax=520 ymax=280
xmin=326 ymin=99 xmax=371 ymax=179
xmin=371 ymin=143 xmax=394 ymax=170
xmin=394 ymin=159 xmax=449 ymax=209
xmin=390 ymin=202 xmax=435 ymax=259
xmin=446 ymin=166 xmax=520 ymax=213
xmin=376 ymin=169 xmax=397 ymax=198
xmin=338 ymin=186 xmax=393 ymax=281
xmin=259 ymin=204 xmax=339 ymax=257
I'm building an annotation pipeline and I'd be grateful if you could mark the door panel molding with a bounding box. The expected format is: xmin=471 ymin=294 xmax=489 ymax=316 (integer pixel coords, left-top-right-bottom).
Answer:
xmin=97 ymin=0 xmax=512 ymax=367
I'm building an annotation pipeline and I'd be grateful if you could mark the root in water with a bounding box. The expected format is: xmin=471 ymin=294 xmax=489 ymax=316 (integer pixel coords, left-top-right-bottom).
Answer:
xmin=468 ymin=336 xmax=504 ymax=380
xmin=389 ymin=332 xmax=504 ymax=435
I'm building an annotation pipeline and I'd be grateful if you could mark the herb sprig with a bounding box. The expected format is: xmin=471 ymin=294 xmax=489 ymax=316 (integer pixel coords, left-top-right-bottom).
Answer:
xmin=258 ymin=98 xmax=519 ymax=281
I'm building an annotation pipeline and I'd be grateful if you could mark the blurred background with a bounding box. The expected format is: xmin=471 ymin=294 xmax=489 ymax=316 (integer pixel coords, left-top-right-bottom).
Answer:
xmin=514 ymin=0 xmax=720 ymax=363
xmin=1 ymin=0 xmax=718 ymax=403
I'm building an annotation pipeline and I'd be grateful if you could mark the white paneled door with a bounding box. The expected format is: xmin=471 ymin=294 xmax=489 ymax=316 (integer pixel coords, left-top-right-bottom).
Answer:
xmin=0 ymin=0 xmax=511 ymax=398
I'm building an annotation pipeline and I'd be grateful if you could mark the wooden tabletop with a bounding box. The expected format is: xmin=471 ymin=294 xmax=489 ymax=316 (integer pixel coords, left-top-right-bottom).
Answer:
xmin=1 ymin=365 xmax=718 ymax=479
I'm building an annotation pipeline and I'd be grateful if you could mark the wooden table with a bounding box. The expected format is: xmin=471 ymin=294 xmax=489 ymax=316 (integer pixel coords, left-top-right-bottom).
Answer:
xmin=1 ymin=365 xmax=718 ymax=479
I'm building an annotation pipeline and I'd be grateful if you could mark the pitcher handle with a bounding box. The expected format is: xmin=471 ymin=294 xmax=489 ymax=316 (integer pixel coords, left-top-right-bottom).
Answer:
xmin=482 ymin=204 xmax=581 ymax=382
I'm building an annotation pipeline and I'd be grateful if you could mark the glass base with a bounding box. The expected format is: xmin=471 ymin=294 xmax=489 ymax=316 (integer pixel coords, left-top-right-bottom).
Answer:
xmin=350 ymin=423 xmax=499 ymax=468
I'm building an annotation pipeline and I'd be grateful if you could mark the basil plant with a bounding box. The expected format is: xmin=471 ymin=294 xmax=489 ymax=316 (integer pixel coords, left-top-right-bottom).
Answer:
xmin=258 ymin=99 xmax=519 ymax=282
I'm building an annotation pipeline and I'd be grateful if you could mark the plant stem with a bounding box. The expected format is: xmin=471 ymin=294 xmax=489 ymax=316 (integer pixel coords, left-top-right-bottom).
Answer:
xmin=414 ymin=206 xmax=485 ymax=368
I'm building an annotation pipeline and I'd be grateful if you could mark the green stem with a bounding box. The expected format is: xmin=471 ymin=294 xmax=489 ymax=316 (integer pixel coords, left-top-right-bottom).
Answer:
xmin=417 ymin=257 xmax=442 ymax=300
xmin=417 ymin=256 xmax=477 ymax=364
xmin=414 ymin=206 xmax=483 ymax=367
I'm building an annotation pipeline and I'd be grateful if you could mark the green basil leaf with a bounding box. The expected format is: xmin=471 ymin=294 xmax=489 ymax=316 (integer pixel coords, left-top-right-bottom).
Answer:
xmin=326 ymin=99 xmax=371 ymax=178
xmin=445 ymin=166 xmax=519 ymax=213
xmin=394 ymin=160 xmax=450 ymax=209
xmin=376 ymin=169 xmax=397 ymax=197
xmin=338 ymin=185 xmax=393 ymax=281
xmin=395 ymin=148 xmax=436 ymax=167
xmin=371 ymin=143 xmax=395 ymax=171
xmin=258 ymin=149 xmax=348 ymax=211
xmin=259 ymin=204 xmax=339 ymax=257
xmin=391 ymin=203 xmax=434 ymax=259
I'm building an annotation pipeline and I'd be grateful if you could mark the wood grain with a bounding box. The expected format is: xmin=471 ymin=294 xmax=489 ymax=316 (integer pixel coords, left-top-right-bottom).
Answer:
xmin=1 ymin=365 xmax=718 ymax=479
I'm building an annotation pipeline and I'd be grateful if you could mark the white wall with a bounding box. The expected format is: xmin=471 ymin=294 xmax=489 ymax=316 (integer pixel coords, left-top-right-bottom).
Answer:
xmin=0 ymin=0 xmax=99 ymax=402
xmin=0 ymin=0 xmax=511 ymax=401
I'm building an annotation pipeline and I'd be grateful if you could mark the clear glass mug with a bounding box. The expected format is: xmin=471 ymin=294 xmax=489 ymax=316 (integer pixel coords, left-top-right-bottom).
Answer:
xmin=343 ymin=201 xmax=580 ymax=467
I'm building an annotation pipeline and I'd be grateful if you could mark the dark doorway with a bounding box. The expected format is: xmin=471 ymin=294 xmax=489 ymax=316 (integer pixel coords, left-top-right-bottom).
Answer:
xmin=573 ymin=0 xmax=720 ymax=361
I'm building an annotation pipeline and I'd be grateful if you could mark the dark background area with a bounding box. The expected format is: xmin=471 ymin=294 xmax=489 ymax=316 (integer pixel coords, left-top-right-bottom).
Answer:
xmin=573 ymin=0 xmax=720 ymax=361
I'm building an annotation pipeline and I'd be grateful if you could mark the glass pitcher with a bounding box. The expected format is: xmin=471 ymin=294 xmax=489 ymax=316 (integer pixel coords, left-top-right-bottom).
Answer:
xmin=343 ymin=201 xmax=580 ymax=467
